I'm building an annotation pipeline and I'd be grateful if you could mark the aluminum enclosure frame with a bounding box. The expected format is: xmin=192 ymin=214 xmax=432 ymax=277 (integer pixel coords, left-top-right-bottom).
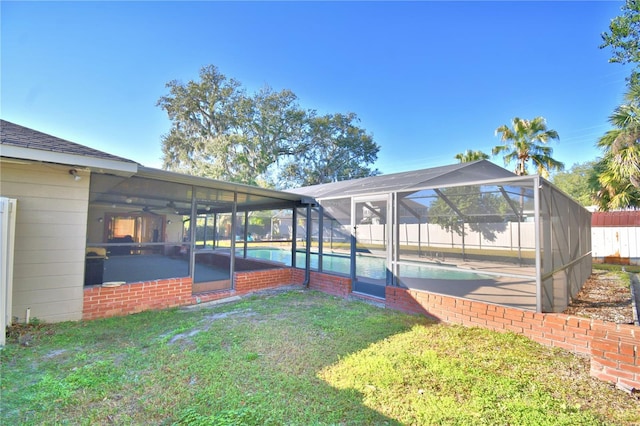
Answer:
xmin=290 ymin=160 xmax=591 ymax=312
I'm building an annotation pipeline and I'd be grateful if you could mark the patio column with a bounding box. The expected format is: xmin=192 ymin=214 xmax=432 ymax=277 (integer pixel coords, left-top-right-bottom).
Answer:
xmin=305 ymin=204 xmax=312 ymax=284
xmin=292 ymin=208 xmax=297 ymax=268
xmin=243 ymin=210 xmax=249 ymax=258
xmin=188 ymin=189 xmax=197 ymax=280
xmin=534 ymin=176 xmax=542 ymax=313
xmin=317 ymin=206 xmax=323 ymax=272
xmin=350 ymin=199 xmax=356 ymax=284
xmin=391 ymin=192 xmax=399 ymax=287
xmin=230 ymin=192 xmax=237 ymax=289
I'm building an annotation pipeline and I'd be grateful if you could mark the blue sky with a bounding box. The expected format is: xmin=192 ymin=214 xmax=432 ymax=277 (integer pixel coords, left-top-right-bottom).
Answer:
xmin=1 ymin=1 xmax=632 ymax=176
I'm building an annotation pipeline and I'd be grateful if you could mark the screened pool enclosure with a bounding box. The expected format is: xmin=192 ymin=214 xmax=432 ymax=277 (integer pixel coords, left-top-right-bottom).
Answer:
xmin=85 ymin=160 xmax=591 ymax=313
xmin=290 ymin=160 xmax=591 ymax=313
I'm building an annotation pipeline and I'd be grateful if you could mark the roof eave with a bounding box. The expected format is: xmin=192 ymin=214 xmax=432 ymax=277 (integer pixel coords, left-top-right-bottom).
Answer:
xmin=1 ymin=144 xmax=138 ymax=176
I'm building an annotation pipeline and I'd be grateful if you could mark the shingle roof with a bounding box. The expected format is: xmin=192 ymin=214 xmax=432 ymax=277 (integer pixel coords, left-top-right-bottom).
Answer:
xmin=1 ymin=119 xmax=137 ymax=164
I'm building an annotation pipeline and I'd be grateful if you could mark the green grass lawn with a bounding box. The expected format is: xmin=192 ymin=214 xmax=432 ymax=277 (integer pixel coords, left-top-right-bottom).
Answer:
xmin=2 ymin=289 xmax=638 ymax=425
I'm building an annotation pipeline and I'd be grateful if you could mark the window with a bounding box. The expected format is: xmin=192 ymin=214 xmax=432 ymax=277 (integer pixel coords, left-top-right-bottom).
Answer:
xmin=106 ymin=213 xmax=165 ymax=243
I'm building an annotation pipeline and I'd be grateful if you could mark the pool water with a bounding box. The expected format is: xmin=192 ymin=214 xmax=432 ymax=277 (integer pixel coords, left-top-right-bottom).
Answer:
xmin=241 ymin=248 xmax=492 ymax=281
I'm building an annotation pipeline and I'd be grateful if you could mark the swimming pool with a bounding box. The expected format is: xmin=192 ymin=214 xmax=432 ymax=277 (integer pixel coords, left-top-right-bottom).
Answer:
xmin=240 ymin=248 xmax=492 ymax=281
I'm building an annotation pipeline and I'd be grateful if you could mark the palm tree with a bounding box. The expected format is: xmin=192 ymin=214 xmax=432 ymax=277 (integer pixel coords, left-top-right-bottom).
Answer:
xmin=492 ymin=117 xmax=564 ymax=177
xmin=454 ymin=150 xmax=489 ymax=163
xmin=594 ymin=82 xmax=640 ymax=210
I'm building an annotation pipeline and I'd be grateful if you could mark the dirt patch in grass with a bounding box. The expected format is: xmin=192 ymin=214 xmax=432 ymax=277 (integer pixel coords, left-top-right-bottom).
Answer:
xmin=5 ymin=321 xmax=56 ymax=347
xmin=564 ymin=270 xmax=636 ymax=324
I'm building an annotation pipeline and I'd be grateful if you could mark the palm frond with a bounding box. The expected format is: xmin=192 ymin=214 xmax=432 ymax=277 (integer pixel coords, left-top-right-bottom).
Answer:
xmin=492 ymin=116 xmax=561 ymax=177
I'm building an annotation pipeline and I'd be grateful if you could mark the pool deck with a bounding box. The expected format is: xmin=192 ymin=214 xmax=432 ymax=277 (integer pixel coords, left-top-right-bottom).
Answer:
xmin=358 ymin=256 xmax=538 ymax=311
xmin=398 ymin=275 xmax=537 ymax=311
xmin=99 ymin=250 xmax=539 ymax=312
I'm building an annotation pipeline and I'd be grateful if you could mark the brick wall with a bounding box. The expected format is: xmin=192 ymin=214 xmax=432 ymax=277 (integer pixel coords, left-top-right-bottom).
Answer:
xmin=83 ymin=268 xmax=305 ymax=320
xmin=83 ymin=277 xmax=192 ymax=320
xmin=385 ymin=286 xmax=639 ymax=389
xmin=307 ymin=271 xmax=352 ymax=297
xmin=234 ymin=268 xmax=302 ymax=293
xmin=590 ymin=325 xmax=639 ymax=390
xmin=188 ymin=268 xmax=304 ymax=306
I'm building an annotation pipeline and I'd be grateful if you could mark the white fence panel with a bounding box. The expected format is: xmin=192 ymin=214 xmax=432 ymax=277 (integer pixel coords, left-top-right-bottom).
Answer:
xmin=398 ymin=221 xmax=536 ymax=251
xmin=0 ymin=198 xmax=17 ymax=346
xmin=591 ymin=226 xmax=640 ymax=265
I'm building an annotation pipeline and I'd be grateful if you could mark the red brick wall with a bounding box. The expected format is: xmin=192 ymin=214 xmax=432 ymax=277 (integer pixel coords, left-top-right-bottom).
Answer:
xmin=234 ymin=268 xmax=302 ymax=293
xmin=83 ymin=277 xmax=192 ymax=320
xmin=385 ymin=286 xmax=639 ymax=389
xmin=590 ymin=325 xmax=639 ymax=390
xmin=307 ymin=271 xmax=352 ymax=297
xmin=83 ymin=268 xmax=305 ymax=320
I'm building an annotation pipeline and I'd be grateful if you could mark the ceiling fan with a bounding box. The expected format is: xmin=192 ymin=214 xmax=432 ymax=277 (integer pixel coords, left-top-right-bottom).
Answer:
xmin=123 ymin=200 xmax=184 ymax=216
xmin=124 ymin=201 xmax=170 ymax=215
xmin=123 ymin=205 xmax=161 ymax=216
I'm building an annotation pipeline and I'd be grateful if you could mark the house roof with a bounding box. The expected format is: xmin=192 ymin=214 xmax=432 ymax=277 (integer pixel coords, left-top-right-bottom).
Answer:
xmin=1 ymin=119 xmax=138 ymax=175
xmin=2 ymin=120 xmax=311 ymax=209
xmin=287 ymin=160 xmax=520 ymax=199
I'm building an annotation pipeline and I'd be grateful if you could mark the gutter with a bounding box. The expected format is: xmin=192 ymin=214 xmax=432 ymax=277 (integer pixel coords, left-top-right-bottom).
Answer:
xmin=0 ymin=147 xmax=138 ymax=176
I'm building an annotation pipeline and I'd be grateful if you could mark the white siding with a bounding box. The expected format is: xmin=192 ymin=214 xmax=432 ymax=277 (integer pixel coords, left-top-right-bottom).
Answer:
xmin=0 ymin=162 xmax=89 ymax=322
